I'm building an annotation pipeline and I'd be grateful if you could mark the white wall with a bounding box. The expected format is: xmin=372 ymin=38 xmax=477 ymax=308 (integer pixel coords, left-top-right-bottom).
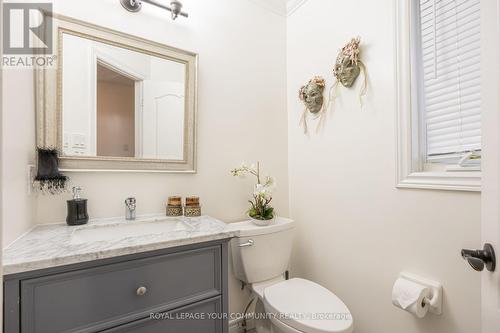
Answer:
xmin=1 ymin=0 xmax=4 ymax=323
xmin=1 ymin=68 xmax=36 ymax=247
xmin=62 ymin=36 xmax=93 ymax=154
xmin=2 ymin=0 xmax=288 ymax=316
xmin=287 ymin=1 xmax=481 ymax=333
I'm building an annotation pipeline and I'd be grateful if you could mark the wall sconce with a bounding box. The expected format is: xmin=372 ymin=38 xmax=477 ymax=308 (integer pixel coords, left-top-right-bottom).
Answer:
xmin=120 ymin=0 xmax=189 ymax=20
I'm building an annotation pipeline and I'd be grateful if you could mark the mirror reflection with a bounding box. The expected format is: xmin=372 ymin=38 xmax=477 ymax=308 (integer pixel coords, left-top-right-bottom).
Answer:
xmin=62 ymin=33 xmax=186 ymax=160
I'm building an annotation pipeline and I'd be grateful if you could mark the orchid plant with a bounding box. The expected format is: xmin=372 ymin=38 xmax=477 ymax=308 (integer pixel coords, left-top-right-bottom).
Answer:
xmin=231 ymin=162 xmax=276 ymax=220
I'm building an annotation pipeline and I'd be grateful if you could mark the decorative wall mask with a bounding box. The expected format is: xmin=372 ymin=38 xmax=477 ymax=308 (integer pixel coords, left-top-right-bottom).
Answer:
xmin=298 ymin=76 xmax=326 ymax=134
xmin=329 ymin=37 xmax=367 ymax=108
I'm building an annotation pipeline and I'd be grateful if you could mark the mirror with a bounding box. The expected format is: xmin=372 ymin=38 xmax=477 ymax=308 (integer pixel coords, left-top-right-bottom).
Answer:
xmin=37 ymin=16 xmax=197 ymax=172
xmin=62 ymin=34 xmax=186 ymax=160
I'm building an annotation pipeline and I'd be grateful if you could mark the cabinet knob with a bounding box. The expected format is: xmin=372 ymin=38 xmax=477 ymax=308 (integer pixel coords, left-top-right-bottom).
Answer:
xmin=136 ymin=286 xmax=148 ymax=296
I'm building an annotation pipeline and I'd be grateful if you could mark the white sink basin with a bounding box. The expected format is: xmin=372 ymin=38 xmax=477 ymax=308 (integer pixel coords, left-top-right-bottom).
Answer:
xmin=70 ymin=217 xmax=192 ymax=244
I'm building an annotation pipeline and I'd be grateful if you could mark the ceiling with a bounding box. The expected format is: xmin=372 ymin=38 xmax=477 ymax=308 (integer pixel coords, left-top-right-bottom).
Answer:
xmin=248 ymin=0 xmax=308 ymax=16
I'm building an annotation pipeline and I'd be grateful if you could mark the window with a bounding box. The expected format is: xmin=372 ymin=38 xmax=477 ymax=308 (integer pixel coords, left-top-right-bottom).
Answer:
xmin=396 ymin=0 xmax=481 ymax=191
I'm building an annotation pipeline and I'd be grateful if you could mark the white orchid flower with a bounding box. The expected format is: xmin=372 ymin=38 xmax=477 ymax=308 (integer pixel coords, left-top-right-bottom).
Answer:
xmin=264 ymin=176 xmax=276 ymax=189
xmin=231 ymin=161 xmax=275 ymax=220
xmin=254 ymin=183 xmax=272 ymax=199
xmin=254 ymin=183 xmax=265 ymax=195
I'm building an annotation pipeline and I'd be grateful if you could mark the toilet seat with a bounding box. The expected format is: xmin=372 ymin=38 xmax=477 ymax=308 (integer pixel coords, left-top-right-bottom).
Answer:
xmin=263 ymin=278 xmax=353 ymax=333
xmin=251 ymin=276 xmax=287 ymax=300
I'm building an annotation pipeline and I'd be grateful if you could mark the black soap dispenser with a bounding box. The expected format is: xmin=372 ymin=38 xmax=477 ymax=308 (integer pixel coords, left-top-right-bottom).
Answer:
xmin=66 ymin=186 xmax=89 ymax=226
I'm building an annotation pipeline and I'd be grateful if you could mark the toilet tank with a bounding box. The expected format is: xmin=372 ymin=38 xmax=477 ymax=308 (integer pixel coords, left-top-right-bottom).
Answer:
xmin=230 ymin=217 xmax=294 ymax=284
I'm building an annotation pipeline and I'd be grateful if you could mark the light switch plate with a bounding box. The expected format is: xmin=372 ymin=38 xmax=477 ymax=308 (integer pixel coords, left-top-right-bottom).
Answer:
xmin=27 ymin=164 xmax=36 ymax=195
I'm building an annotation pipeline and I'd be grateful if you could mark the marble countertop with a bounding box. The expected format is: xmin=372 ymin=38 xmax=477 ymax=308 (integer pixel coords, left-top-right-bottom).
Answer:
xmin=3 ymin=215 xmax=238 ymax=275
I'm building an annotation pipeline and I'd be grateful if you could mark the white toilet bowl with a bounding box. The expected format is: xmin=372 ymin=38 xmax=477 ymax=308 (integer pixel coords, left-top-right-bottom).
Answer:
xmin=263 ymin=278 xmax=352 ymax=333
xmin=230 ymin=218 xmax=354 ymax=333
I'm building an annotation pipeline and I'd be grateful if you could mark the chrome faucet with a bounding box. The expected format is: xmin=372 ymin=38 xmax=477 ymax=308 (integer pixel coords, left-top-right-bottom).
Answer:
xmin=125 ymin=197 xmax=136 ymax=220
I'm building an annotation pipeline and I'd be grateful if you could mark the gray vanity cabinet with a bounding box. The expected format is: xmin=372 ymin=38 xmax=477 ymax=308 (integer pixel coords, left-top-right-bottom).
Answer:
xmin=103 ymin=297 xmax=222 ymax=333
xmin=3 ymin=239 xmax=229 ymax=333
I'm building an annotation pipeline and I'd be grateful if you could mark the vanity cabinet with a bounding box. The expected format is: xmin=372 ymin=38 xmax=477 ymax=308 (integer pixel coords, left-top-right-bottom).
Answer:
xmin=4 ymin=240 xmax=229 ymax=333
xmin=102 ymin=297 xmax=222 ymax=333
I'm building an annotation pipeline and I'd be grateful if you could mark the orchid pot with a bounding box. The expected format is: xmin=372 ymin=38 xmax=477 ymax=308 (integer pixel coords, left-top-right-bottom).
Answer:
xmin=231 ymin=162 xmax=276 ymax=226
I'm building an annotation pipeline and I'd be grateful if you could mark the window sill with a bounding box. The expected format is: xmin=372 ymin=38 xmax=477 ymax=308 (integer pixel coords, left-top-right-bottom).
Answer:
xmin=397 ymin=171 xmax=481 ymax=192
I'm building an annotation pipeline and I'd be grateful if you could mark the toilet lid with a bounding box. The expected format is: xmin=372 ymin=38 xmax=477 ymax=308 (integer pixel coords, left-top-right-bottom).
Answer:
xmin=263 ymin=278 xmax=353 ymax=333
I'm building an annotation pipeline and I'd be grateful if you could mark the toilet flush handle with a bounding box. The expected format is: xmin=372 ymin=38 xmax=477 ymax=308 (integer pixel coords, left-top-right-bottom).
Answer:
xmin=239 ymin=239 xmax=254 ymax=247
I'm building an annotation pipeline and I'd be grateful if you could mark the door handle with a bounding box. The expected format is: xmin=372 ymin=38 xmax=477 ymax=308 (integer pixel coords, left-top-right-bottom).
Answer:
xmin=461 ymin=243 xmax=496 ymax=272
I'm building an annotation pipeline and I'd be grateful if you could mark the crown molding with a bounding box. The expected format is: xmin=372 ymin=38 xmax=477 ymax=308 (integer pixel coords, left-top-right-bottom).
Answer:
xmin=246 ymin=0 xmax=287 ymax=17
xmin=286 ymin=0 xmax=309 ymax=16
xmin=246 ymin=0 xmax=310 ymax=17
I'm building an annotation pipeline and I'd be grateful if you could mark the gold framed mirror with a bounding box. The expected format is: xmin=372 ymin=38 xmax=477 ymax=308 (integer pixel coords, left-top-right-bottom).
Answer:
xmin=36 ymin=15 xmax=197 ymax=172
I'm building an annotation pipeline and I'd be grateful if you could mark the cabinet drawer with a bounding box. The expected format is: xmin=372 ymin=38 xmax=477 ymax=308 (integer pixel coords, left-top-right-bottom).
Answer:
xmin=21 ymin=246 xmax=221 ymax=333
xmin=103 ymin=297 xmax=222 ymax=333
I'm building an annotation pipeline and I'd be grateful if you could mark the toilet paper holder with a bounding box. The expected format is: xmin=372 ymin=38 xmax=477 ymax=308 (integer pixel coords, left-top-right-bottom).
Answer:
xmin=399 ymin=272 xmax=443 ymax=315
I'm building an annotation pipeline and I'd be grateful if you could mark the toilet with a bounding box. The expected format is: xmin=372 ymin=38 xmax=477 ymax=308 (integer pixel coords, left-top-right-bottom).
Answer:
xmin=230 ymin=218 xmax=353 ymax=333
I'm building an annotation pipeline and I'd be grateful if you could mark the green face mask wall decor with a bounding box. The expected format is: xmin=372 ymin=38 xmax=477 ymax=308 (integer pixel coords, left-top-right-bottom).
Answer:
xmin=298 ymin=76 xmax=326 ymax=134
xmin=329 ymin=37 xmax=367 ymax=108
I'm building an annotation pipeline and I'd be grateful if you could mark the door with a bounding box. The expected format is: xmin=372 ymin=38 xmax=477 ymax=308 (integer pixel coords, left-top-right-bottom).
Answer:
xmin=141 ymin=81 xmax=185 ymax=160
xmin=481 ymin=0 xmax=500 ymax=331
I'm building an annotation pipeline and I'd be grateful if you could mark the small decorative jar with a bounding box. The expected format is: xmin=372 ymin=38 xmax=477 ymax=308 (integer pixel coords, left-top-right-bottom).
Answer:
xmin=166 ymin=196 xmax=183 ymax=217
xmin=184 ymin=196 xmax=201 ymax=217
xmin=185 ymin=196 xmax=199 ymax=207
xmin=168 ymin=196 xmax=182 ymax=206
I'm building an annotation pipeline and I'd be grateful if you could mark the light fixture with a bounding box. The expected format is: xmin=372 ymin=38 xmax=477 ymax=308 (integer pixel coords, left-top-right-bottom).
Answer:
xmin=120 ymin=0 xmax=188 ymax=20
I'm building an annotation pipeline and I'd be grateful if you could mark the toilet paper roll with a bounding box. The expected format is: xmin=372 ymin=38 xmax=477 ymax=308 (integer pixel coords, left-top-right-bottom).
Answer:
xmin=392 ymin=278 xmax=431 ymax=318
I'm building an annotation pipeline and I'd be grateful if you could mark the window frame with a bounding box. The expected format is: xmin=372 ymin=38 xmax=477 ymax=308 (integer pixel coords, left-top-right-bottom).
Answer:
xmin=395 ymin=0 xmax=481 ymax=192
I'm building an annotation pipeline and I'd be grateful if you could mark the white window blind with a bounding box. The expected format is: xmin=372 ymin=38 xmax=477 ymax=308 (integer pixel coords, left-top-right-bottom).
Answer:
xmin=416 ymin=0 xmax=481 ymax=161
